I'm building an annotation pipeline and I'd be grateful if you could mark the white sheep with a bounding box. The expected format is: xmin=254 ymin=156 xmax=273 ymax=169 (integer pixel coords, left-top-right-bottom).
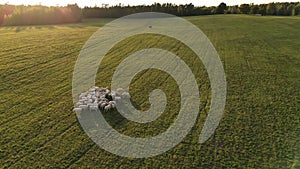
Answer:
xmin=75 ymin=86 xmax=133 ymax=113
xmin=79 ymin=93 xmax=86 ymax=98
xmin=76 ymin=102 xmax=83 ymax=107
xmin=110 ymin=91 xmax=116 ymax=100
xmin=114 ymin=96 xmax=121 ymax=102
xmin=89 ymin=88 xmax=96 ymax=92
xmin=121 ymin=92 xmax=131 ymax=99
xmin=79 ymin=105 xmax=88 ymax=110
xmin=89 ymin=103 xmax=99 ymax=111
xmin=116 ymin=88 xmax=124 ymax=95
xmin=109 ymin=101 xmax=116 ymax=107
xmin=73 ymin=108 xmax=82 ymax=113
xmin=99 ymin=101 xmax=108 ymax=109
xmin=104 ymin=104 xmax=112 ymax=111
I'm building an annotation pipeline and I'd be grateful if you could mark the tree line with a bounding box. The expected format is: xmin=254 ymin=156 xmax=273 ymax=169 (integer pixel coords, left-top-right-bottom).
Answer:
xmin=82 ymin=2 xmax=300 ymax=18
xmin=1 ymin=2 xmax=300 ymax=26
xmin=0 ymin=4 xmax=81 ymax=26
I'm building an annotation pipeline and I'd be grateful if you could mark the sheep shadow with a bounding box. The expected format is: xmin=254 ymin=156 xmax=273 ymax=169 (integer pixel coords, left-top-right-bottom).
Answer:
xmin=102 ymin=99 xmax=141 ymax=129
xmin=76 ymin=99 xmax=142 ymax=136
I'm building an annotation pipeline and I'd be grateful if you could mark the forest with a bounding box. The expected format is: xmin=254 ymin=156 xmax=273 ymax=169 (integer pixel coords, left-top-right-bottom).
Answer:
xmin=1 ymin=2 xmax=300 ymax=26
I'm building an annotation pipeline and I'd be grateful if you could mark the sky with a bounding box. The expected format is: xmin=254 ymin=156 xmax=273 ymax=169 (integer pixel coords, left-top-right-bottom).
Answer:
xmin=0 ymin=0 xmax=299 ymax=7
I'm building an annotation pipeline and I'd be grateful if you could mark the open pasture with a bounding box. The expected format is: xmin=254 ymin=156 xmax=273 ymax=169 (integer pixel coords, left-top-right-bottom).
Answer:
xmin=0 ymin=15 xmax=299 ymax=168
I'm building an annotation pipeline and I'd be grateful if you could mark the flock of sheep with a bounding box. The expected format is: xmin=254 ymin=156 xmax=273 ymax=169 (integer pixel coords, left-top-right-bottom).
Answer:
xmin=73 ymin=87 xmax=130 ymax=113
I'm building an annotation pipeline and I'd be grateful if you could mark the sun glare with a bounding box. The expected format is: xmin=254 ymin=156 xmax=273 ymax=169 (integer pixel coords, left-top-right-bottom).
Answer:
xmin=1 ymin=0 xmax=300 ymax=7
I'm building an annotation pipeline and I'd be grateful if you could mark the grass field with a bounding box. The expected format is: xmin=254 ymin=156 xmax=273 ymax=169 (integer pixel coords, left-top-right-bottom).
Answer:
xmin=0 ymin=15 xmax=299 ymax=168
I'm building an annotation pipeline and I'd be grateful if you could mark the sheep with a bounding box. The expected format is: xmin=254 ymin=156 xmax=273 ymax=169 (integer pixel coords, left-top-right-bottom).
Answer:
xmin=89 ymin=103 xmax=99 ymax=111
xmin=74 ymin=86 xmax=132 ymax=113
xmin=110 ymin=91 xmax=116 ymax=100
xmin=79 ymin=105 xmax=88 ymax=110
xmin=114 ymin=96 xmax=121 ymax=102
xmin=79 ymin=93 xmax=87 ymax=98
xmin=109 ymin=101 xmax=116 ymax=109
xmin=105 ymin=93 xmax=113 ymax=101
xmin=90 ymin=106 xmax=98 ymax=111
xmin=104 ymin=104 xmax=112 ymax=112
xmin=99 ymin=96 xmax=108 ymax=102
xmin=116 ymin=88 xmax=124 ymax=95
xmin=87 ymin=103 xmax=97 ymax=107
xmin=99 ymin=101 xmax=108 ymax=109
xmin=121 ymin=92 xmax=131 ymax=99
xmin=93 ymin=98 xmax=98 ymax=104
xmin=87 ymin=94 xmax=92 ymax=99
xmin=81 ymin=97 xmax=87 ymax=101
xmin=73 ymin=108 xmax=82 ymax=113
xmin=99 ymin=87 xmax=107 ymax=93
xmin=76 ymin=102 xmax=83 ymax=107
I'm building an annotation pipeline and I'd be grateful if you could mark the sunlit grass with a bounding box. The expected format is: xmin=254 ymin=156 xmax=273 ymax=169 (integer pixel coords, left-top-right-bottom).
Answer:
xmin=0 ymin=15 xmax=299 ymax=168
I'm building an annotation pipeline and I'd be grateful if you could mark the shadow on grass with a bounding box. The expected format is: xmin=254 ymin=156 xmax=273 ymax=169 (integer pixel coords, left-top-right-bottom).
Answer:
xmin=102 ymin=109 xmax=128 ymax=130
xmin=9 ymin=25 xmax=56 ymax=32
xmin=0 ymin=18 xmax=115 ymax=32
xmin=0 ymin=24 xmax=83 ymax=33
xmin=77 ymin=99 xmax=142 ymax=134
xmin=102 ymin=99 xmax=141 ymax=130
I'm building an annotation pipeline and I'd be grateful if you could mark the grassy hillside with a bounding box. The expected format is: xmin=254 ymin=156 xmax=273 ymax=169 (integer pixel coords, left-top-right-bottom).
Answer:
xmin=0 ymin=15 xmax=299 ymax=168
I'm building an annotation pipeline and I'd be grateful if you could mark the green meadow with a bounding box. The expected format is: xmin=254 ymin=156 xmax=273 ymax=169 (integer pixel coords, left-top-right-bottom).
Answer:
xmin=0 ymin=15 xmax=299 ymax=168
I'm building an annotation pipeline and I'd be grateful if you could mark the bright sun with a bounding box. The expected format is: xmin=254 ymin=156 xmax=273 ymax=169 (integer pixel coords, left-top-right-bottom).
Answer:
xmin=1 ymin=0 xmax=299 ymax=7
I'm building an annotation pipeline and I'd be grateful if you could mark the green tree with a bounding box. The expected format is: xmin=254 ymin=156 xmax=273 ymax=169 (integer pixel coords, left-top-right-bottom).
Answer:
xmin=239 ymin=4 xmax=251 ymax=14
xmin=258 ymin=4 xmax=267 ymax=15
xmin=250 ymin=4 xmax=259 ymax=14
xmin=276 ymin=4 xmax=285 ymax=15
xmin=295 ymin=3 xmax=300 ymax=15
xmin=227 ymin=5 xmax=239 ymax=14
xmin=177 ymin=5 xmax=184 ymax=16
xmin=185 ymin=3 xmax=194 ymax=16
xmin=287 ymin=4 xmax=295 ymax=16
xmin=266 ymin=3 xmax=276 ymax=15
xmin=67 ymin=4 xmax=82 ymax=22
xmin=216 ymin=2 xmax=227 ymax=14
